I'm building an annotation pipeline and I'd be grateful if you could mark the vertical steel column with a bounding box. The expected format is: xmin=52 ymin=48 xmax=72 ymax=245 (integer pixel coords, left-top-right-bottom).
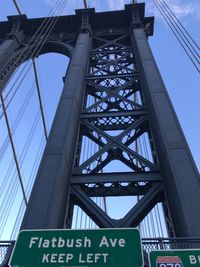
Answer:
xmin=0 ymin=39 xmax=18 ymax=68
xmin=131 ymin=28 xmax=200 ymax=237
xmin=0 ymin=30 xmax=24 ymax=95
xmin=21 ymin=32 xmax=91 ymax=229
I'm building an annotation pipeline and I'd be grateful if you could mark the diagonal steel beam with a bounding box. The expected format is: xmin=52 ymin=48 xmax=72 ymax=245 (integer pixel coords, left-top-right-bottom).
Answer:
xmin=85 ymin=79 xmax=143 ymax=112
xmin=74 ymin=118 xmax=145 ymax=173
xmin=84 ymin=130 xmax=105 ymax=147
xmin=91 ymin=53 xmax=134 ymax=76
xmin=124 ymin=124 xmax=146 ymax=147
xmin=120 ymin=183 xmax=163 ymax=227
xmin=84 ymin=79 xmax=138 ymax=112
xmin=82 ymin=118 xmax=159 ymax=171
xmin=93 ymin=35 xmax=129 ymax=45
xmin=89 ymin=153 xmax=112 ymax=174
xmin=92 ymin=35 xmax=129 ymax=52
xmin=118 ymin=152 xmax=143 ymax=172
xmin=71 ymin=185 xmax=117 ymax=228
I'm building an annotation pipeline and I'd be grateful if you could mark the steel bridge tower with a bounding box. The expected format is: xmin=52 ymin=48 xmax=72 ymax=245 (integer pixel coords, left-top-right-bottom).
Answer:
xmin=0 ymin=3 xmax=200 ymax=238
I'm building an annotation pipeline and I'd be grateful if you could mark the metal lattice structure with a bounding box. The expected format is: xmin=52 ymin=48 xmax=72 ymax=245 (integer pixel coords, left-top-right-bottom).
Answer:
xmin=0 ymin=3 xmax=200 ymax=245
xmin=69 ymin=27 xmax=163 ymax=230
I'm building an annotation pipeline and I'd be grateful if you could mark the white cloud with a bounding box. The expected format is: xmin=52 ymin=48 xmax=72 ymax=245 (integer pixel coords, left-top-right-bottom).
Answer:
xmin=146 ymin=0 xmax=199 ymax=20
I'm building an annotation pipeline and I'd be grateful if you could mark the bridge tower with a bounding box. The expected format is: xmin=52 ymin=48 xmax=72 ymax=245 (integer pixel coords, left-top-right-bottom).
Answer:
xmin=0 ymin=3 xmax=200 ymax=238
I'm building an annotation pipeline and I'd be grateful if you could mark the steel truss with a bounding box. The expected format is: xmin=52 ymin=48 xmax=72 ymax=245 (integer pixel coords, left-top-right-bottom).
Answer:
xmin=68 ymin=31 xmax=164 ymax=230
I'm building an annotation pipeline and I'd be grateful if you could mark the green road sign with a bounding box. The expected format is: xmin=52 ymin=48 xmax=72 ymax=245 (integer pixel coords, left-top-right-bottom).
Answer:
xmin=149 ymin=249 xmax=200 ymax=267
xmin=9 ymin=228 xmax=143 ymax=267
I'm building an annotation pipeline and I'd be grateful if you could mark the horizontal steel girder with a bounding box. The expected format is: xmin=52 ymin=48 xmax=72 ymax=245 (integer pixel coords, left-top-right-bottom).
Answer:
xmin=71 ymin=172 xmax=162 ymax=184
xmin=71 ymin=182 xmax=163 ymax=228
xmin=81 ymin=110 xmax=147 ymax=118
xmin=76 ymin=183 xmax=151 ymax=197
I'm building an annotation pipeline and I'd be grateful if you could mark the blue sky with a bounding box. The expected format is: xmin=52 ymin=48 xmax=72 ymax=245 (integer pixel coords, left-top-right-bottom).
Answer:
xmin=0 ymin=0 xmax=199 ymax=240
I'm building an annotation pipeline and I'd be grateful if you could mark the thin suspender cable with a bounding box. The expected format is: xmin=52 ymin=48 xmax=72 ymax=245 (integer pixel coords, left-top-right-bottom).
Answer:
xmin=10 ymin=133 xmax=45 ymax=240
xmin=1 ymin=95 xmax=28 ymax=206
xmin=154 ymin=205 xmax=162 ymax=237
xmin=0 ymin=0 xmax=69 ymax=235
xmin=0 ymin=84 xmax=35 ymax=162
xmin=26 ymin=138 xmax=46 ymax=199
xmin=0 ymin=108 xmax=40 ymax=224
xmin=0 ymin=179 xmax=19 ymax=238
xmin=0 ymin=159 xmax=14 ymax=198
xmin=12 ymin=1 xmax=49 ymax=141
xmin=160 ymin=0 xmax=200 ymax=52
xmin=83 ymin=0 xmax=88 ymax=8
xmin=75 ymin=206 xmax=79 ymax=229
xmin=157 ymin=204 xmax=164 ymax=237
xmin=12 ymin=0 xmax=23 ymax=15
xmin=154 ymin=0 xmax=200 ymax=73
xmin=2 ymin=0 xmax=59 ymax=88
xmin=1 ymin=0 xmax=68 ymax=93
xmin=33 ymin=59 xmax=48 ymax=141
xmin=79 ymin=209 xmax=83 ymax=229
xmin=156 ymin=0 xmax=200 ymax=64
xmin=0 ymin=63 xmax=33 ymax=121
xmin=0 ymin=110 xmax=41 ymax=237
xmin=2 ymin=0 xmax=64 ymax=103
xmin=150 ymin=212 xmax=156 ymax=237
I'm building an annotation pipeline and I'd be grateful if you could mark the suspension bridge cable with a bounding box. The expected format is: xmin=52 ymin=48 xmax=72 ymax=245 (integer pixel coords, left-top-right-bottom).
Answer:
xmin=2 ymin=3 xmax=66 ymax=116
xmin=0 ymin=110 xmax=41 ymax=238
xmin=1 ymin=0 xmax=64 ymax=103
xmin=154 ymin=0 xmax=200 ymax=73
xmin=160 ymin=0 xmax=200 ymax=52
xmin=12 ymin=0 xmax=68 ymax=91
xmin=1 ymin=95 xmax=28 ymax=206
xmin=0 ymin=158 xmax=14 ymax=198
xmin=1 ymin=0 xmax=68 ymax=93
xmin=0 ymin=109 xmax=41 ymax=221
xmin=10 ymin=136 xmax=45 ymax=239
xmin=156 ymin=0 xmax=200 ymax=64
xmin=0 ymin=179 xmax=19 ymax=238
xmin=32 ymin=59 xmax=48 ymax=141
xmin=0 ymin=42 xmax=47 ymax=143
xmin=2 ymin=2 xmax=70 ymax=237
xmin=12 ymin=0 xmax=51 ymax=142
xmin=1 ymin=62 xmax=33 ymax=117
xmin=0 ymin=84 xmax=35 ymax=162
xmin=154 ymin=205 xmax=162 ymax=237
xmin=12 ymin=0 xmax=23 ymax=15
xmin=83 ymin=0 xmax=88 ymax=9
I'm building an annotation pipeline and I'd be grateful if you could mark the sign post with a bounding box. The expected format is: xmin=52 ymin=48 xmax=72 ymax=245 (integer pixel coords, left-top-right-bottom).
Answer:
xmin=9 ymin=228 xmax=143 ymax=267
xmin=150 ymin=250 xmax=200 ymax=267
